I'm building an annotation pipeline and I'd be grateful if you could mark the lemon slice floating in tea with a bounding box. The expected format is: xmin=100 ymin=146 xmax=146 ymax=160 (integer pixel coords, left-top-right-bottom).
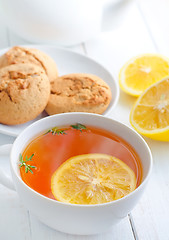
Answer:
xmin=130 ymin=77 xmax=169 ymax=141
xmin=119 ymin=54 xmax=169 ymax=96
xmin=51 ymin=153 xmax=136 ymax=205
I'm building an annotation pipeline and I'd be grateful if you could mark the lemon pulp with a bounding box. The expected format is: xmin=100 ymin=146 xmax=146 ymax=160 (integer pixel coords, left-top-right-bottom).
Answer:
xmin=119 ymin=54 xmax=169 ymax=96
xmin=130 ymin=77 xmax=169 ymax=141
xmin=51 ymin=153 xmax=137 ymax=205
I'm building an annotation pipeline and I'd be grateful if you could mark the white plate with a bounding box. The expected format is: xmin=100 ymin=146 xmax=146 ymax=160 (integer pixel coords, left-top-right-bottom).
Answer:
xmin=0 ymin=45 xmax=119 ymax=137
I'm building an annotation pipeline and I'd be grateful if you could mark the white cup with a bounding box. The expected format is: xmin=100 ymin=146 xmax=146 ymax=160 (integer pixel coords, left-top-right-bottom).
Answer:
xmin=0 ymin=113 xmax=152 ymax=235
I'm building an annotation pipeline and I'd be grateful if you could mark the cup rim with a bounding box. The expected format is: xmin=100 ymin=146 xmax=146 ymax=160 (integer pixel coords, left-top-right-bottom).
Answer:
xmin=11 ymin=112 xmax=153 ymax=208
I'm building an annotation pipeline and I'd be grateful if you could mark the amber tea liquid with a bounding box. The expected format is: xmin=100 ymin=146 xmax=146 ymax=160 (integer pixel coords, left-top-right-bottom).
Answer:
xmin=20 ymin=126 xmax=142 ymax=200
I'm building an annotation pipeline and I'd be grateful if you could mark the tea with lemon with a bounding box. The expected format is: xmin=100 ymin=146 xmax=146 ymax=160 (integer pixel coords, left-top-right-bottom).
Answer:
xmin=20 ymin=124 xmax=142 ymax=204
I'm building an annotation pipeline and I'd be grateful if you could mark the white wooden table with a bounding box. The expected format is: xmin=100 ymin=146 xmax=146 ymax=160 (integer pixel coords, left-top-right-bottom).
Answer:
xmin=0 ymin=0 xmax=169 ymax=239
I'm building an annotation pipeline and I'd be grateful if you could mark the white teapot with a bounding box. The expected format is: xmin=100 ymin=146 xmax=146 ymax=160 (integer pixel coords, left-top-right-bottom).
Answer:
xmin=0 ymin=0 xmax=127 ymax=46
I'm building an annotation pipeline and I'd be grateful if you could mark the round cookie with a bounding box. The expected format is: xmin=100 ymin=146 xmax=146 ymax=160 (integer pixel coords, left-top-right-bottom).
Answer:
xmin=0 ymin=63 xmax=50 ymax=125
xmin=45 ymin=73 xmax=112 ymax=115
xmin=0 ymin=46 xmax=58 ymax=82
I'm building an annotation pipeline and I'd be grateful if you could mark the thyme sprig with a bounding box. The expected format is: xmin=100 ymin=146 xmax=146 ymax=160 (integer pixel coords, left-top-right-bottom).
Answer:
xmin=45 ymin=127 xmax=67 ymax=135
xmin=71 ymin=123 xmax=87 ymax=132
xmin=45 ymin=123 xmax=87 ymax=135
xmin=19 ymin=154 xmax=36 ymax=174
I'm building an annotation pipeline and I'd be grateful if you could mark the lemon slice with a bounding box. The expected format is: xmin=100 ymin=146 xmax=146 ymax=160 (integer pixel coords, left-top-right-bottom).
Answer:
xmin=130 ymin=77 xmax=169 ymax=141
xmin=51 ymin=153 xmax=136 ymax=205
xmin=119 ymin=54 xmax=169 ymax=96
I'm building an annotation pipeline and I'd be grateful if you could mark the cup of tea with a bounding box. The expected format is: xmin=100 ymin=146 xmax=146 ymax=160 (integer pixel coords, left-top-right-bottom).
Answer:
xmin=0 ymin=113 xmax=152 ymax=235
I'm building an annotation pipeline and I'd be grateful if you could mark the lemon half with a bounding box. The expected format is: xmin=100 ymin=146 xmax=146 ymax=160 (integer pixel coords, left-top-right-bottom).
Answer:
xmin=130 ymin=77 xmax=169 ymax=141
xmin=119 ymin=54 xmax=169 ymax=96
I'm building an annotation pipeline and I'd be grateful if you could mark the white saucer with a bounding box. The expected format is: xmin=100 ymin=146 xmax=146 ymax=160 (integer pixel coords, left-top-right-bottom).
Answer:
xmin=0 ymin=45 xmax=119 ymax=137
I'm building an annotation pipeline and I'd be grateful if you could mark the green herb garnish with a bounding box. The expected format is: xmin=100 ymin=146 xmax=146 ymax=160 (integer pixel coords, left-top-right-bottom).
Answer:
xmin=71 ymin=123 xmax=87 ymax=132
xmin=45 ymin=127 xmax=67 ymax=135
xmin=19 ymin=154 xmax=36 ymax=174
xmin=45 ymin=124 xmax=87 ymax=135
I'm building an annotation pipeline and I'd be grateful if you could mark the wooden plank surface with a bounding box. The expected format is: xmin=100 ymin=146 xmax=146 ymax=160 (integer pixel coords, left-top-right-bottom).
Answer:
xmin=85 ymin=1 xmax=169 ymax=239
xmin=0 ymin=0 xmax=169 ymax=239
xmin=129 ymin=1 xmax=169 ymax=239
xmin=137 ymin=0 xmax=169 ymax=55
xmin=29 ymin=215 xmax=134 ymax=240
